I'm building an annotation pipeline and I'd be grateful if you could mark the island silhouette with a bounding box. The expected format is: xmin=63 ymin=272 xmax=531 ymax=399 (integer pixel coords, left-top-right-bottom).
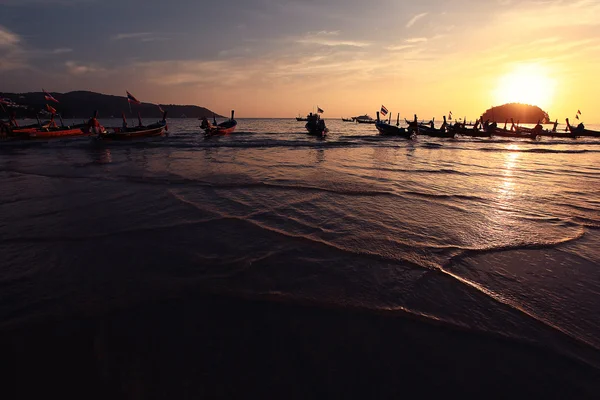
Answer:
xmin=0 ymin=91 xmax=223 ymax=119
xmin=481 ymin=103 xmax=550 ymax=124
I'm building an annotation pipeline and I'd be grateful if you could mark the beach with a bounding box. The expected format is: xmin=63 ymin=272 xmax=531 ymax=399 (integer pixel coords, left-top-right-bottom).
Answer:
xmin=1 ymin=118 xmax=600 ymax=398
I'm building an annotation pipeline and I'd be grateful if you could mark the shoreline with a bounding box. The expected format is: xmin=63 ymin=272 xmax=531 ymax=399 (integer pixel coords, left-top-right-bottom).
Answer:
xmin=2 ymin=292 xmax=599 ymax=399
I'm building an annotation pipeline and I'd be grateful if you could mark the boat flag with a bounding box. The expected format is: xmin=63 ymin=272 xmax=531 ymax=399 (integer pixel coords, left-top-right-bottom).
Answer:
xmin=380 ymin=105 xmax=388 ymax=116
xmin=46 ymin=104 xmax=57 ymax=115
xmin=577 ymin=110 xmax=582 ymax=115
xmin=317 ymin=106 xmax=324 ymax=114
xmin=43 ymin=89 xmax=59 ymax=103
xmin=448 ymin=111 xmax=452 ymax=120
xmin=126 ymin=90 xmax=142 ymax=105
xmin=576 ymin=114 xmax=579 ymax=120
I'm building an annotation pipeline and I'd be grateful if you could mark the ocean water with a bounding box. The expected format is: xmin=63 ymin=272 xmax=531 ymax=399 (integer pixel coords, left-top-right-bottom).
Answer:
xmin=1 ymin=118 xmax=600 ymax=374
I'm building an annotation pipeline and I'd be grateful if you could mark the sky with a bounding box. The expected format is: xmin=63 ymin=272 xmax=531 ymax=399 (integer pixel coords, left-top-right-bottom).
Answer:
xmin=1 ymin=0 xmax=600 ymax=120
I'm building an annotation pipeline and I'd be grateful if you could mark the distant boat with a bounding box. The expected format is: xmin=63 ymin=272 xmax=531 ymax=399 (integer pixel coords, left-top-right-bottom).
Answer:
xmin=354 ymin=114 xmax=376 ymax=124
xmin=341 ymin=117 xmax=353 ymax=122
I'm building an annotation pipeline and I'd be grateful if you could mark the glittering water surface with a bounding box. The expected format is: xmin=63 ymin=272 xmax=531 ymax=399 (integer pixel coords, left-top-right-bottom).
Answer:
xmin=1 ymin=118 xmax=600 ymax=366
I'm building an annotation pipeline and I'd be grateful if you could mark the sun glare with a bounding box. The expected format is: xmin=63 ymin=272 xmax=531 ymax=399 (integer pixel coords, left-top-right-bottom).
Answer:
xmin=493 ymin=64 xmax=556 ymax=108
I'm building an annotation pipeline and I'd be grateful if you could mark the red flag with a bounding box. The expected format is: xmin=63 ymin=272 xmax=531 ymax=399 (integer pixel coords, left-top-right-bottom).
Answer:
xmin=43 ymin=89 xmax=59 ymax=103
xmin=126 ymin=90 xmax=141 ymax=104
xmin=46 ymin=104 xmax=57 ymax=114
xmin=577 ymin=109 xmax=582 ymax=115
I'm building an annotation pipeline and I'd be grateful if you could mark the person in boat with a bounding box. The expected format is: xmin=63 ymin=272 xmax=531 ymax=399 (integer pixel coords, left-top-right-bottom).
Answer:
xmin=9 ymin=112 xmax=19 ymax=127
xmin=407 ymin=114 xmax=419 ymax=133
xmin=86 ymin=113 xmax=104 ymax=134
xmin=47 ymin=114 xmax=58 ymax=129
xmin=317 ymin=118 xmax=326 ymax=132
xmin=532 ymin=121 xmax=543 ymax=136
xmin=200 ymin=116 xmax=213 ymax=131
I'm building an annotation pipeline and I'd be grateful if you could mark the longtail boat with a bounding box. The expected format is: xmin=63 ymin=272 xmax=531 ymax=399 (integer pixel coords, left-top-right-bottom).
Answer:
xmin=305 ymin=113 xmax=328 ymax=137
xmin=202 ymin=110 xmax=238 ymax=136
xmin=375 ymin=112 xmax=412 ymax=138
xmin=565 ymin=118 xmax=600 ymax=138
xmin=100 ymin=112 xmax=168 ymax=140
xmin=417 ymin=116 xmax=456 ymax=138
xmin=1 ymin=114 xmax=88 ymax=140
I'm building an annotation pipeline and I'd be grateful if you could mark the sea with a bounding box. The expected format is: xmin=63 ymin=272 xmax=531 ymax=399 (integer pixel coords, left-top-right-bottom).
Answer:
xmin=1 ymin=117 xmax=600 ymax=398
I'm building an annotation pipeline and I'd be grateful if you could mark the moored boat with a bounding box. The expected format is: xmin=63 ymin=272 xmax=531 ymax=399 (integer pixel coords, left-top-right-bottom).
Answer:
xmin=100 ymin=111 xmax=168 ymax=140
xmin=375 ymin=112 xmax=412 ymax=138
xmin=305 ymin=113 xmax=328 ymax=137
xmin=202 ymin=110 xmax=237 ymax=136
xmin=565 ymin=118 xmax=600 ymax=138
xmin=354 ymin=114 xmax=376 ymax=124
xmin=342 ymin=117 xmax=353 ymax=122
xmin=1 ymin=114 xmax=89 ymax=140
xmin=416 ymin=116 xmax=456 ymax=138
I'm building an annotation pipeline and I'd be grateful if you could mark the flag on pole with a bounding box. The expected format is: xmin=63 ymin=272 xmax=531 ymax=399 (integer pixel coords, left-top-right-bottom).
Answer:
xmin=577 ymin=109 xmax=582 ymax=115
xmin=448 ymin=111 xmax=453 ymax=120
xmin=576 ymin=114 xmax=579 ymax=120
xmin=126 ymin=90 xmax=141 ymax=105
xmin=380 ymin=105 xmax=388 ymax=116
xmin=317 ymin=106 xmax=324 ymax=114
xmin=46 ymin=104 xmax=57 ymax=115
xmin=43 ymin=89 xmax=59 ymax=103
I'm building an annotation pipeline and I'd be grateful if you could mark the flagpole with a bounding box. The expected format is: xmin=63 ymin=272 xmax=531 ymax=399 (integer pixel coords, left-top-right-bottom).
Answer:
xmin=127 ymin=91 xmax=132 ymax=114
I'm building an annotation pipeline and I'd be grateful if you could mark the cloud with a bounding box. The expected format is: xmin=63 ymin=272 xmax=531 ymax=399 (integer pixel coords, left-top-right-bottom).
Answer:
xmin=0 ymin=25 xmax=26 ymax=71
xmin=65 ymin=60 xmax=104 ymax=75
xmin=405 ymin=37 xmax=428 ymax=43
xmin=406 ymin=12 xmax=428 ymax=28
xmin=296 ymin=31 xmax=370 ymax=48
xmin=0 ymin=25 xmax=20 ymax=47
xmin=0 ymin=0 xmax=95 ymax=5
xmin=52 ymin=47 xmax=73 ymax=54
xmin=385 ymin=44 xmax=416 ymax=51
xmin=111 ymin=32 xmax=152 ymax=40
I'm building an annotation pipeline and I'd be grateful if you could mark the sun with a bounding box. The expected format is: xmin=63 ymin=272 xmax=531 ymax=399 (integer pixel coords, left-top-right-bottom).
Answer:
xmin=493 ymin=63 xmax=556 ymax=108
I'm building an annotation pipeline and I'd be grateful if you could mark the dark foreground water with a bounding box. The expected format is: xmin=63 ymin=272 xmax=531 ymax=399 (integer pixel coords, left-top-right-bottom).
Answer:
xmin=1 ymin=118 xmax=600 ymax=398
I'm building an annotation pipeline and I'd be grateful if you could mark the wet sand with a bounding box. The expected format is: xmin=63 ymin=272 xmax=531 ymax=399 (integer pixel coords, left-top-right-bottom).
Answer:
xmin=2 ymin=292 xmax=599 ymax=399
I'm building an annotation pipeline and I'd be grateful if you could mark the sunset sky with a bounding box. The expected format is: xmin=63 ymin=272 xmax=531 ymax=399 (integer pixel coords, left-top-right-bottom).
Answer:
xmin=1 ymin=0 xmax=599 ymax=120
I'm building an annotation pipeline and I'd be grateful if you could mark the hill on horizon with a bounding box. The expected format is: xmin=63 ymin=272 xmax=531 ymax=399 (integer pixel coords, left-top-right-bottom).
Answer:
xmin=0 ymin=90 xmax=224 ymax=119
xmin=481 ymin=103 xmax=550 ymax=124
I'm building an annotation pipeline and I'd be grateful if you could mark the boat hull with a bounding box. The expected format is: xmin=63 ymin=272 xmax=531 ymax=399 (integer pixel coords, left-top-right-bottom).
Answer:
xmin=375 ymin=123 xmax=411 ymax=138
xmin=490 ymin=128 xmax=537 ymax=139
xmin=2 ymin=127 xmax=88 ymax=140
xmin=417 ymin=127 xmax=456 ymax=138
xmin=204 ymin=120 xmax=237 ymax=136
xmin=101 ymin=125 xmax=165 ymax=140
